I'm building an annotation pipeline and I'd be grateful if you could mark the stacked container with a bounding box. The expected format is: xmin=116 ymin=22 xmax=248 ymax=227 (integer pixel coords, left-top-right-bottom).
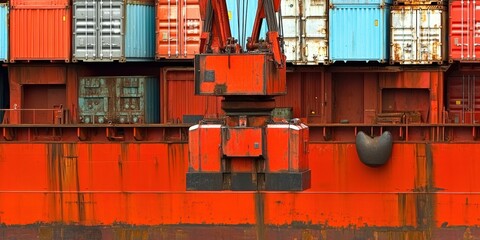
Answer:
xmin=0 ymin=2 xmax=7 ymax=62
xmin=282 ymin=0 xmax=328 ymax=64
xmin=72 ymin=0 xmax=155 ymax=62
xmin=156 ymin=0 xmax=202 ymax=59
xmin=329 ymin=0 xmax=391 ymax=63
xmin=78 ymin=76 xmax=159 ymax=124
xmin=449 ymin=0 xmax=480 ymax=62
xmin=390 ymin=0 xmax=447 ymax=64
xmin=9 ymin=0 xmax=71 ymax=62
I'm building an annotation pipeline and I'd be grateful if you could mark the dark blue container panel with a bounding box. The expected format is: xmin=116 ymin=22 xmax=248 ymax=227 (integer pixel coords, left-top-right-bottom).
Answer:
xmin=329 ymin=4 xmax=390 ymax=63
xmin=0 ymin=4 xmax=8 ymax=62
xmin=126 ymin=3 xmax=155 ymax=61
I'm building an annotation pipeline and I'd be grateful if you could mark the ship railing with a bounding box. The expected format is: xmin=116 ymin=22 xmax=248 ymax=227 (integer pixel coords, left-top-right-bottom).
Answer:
xmin=0 ymin=106 xmax=69 ymax=125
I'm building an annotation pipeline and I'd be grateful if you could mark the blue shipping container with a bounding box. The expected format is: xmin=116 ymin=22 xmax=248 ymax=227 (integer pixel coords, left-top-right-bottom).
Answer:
xmin=226 ymin=0 xmax=267 ymax=50
xmin=126 ymin=3 xmax=155 ymax=61
xmin=329 ymin=4 xmax=390 ymax=63
xmin=0 ymin=4 xmax=8 ymax=62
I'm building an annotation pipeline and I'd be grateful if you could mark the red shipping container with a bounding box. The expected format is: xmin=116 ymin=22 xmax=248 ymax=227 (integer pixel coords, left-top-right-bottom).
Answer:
xmin=161 ymin=68 xmax=222 ymax=123
xmin=9 ymin=0 xmax=71 ymax=62
xmin=156 ymin=0 xmax=202 ymax=59
xmin=449 ymin=0 xmax=480 ymax=62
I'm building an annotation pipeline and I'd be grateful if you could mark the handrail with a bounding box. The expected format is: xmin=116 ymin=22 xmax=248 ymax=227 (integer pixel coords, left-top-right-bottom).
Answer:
xmin=0 ymin=107 xmax=68 ymax=125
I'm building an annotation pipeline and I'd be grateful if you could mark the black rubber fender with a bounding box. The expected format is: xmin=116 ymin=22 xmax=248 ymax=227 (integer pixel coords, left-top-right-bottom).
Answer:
xmin=355 ymin=131 xmax=393 ymax=167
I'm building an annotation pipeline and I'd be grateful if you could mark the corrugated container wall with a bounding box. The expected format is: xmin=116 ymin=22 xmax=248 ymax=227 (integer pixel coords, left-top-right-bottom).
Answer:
xmin=0 ymin=3 xmax=7 ymax=62
xmin=329 ymin=3 xmax=391 ymax=63
xmin=9 ymin=0 xmax=71 ymax=62
xmin=390 ymin=5 xmax=447 ymax=64
xmin=226 ymin=0 xmax=267 ymax=50
xmin=449 ymin=0 xmax=480 ymax=62
xmin=447 ymin=73 xmax=480 ymax=124
xmin=73 ymin=0 xmax=125 ymax=62
xmin=78 ymin=76 xmax=159 ymax=124
xmin=156 ymin=0 xmax=202 ymax=59
xmin=282 ymin=0 xmax=328 ymax=65
xmin=125 ymin=1 xmax=156 ymax=61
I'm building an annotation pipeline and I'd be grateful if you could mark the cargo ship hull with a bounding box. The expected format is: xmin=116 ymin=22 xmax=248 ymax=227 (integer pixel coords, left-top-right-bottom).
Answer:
xmin=0 ymin=141 xmax=478 ymax=239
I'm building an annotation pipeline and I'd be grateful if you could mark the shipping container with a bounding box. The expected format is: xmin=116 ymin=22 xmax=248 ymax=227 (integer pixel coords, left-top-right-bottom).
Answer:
xmin=329 ymin=4 xmax=391 ymax=63
xmin=161 ymin=68 xmax=222 ymax=123
xmin=390 ymin=5 xmax=447 ymax=65
xmin=72 ymin=0 xmax=124 ymax=62
xmin=282 ymin=0 xmax=328 ymax=64
xmin=0 ymin=3 xmax=7 ymax=62
xmin=449 ymin=0 xmax=480 ymax=62
xmin=125 ymin=2 xmax=156 ymax=61
xmin=9 ymin=0 xmax=71 ymax=62
xmin=226 ymin=0 xmax=267 ymax=50
xmin=78 ymin=76 xmax=159 ymax=124
xmin=156 ymin=0 xmax=202 ymax=59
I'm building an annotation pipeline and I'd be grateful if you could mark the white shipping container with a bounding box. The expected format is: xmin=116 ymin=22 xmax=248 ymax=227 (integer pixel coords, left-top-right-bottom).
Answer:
xmin=281 ymin=0 xmax=328 ymax=65
xmin=390 ymin=5 xmax=446 ymax=65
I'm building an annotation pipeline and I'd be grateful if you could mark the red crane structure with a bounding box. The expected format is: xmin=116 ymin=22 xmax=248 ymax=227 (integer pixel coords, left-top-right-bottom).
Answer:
xmin=186 ymin=0 xmax=311 ymax=191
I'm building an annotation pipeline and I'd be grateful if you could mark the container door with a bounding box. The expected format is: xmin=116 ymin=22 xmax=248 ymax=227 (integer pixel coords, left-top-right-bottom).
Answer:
xmin=417 ymin=7 xmax=443 ymax=64
xmin=182 ymin=0 xmax=202 ymax=58
xmin=0 ymin=4 xmax=8 ymax=62
xmin=98 ymin=0 xmax=124 ymax=61
xmin=78 ymin=77 xmax=113 ymax=124
xmin=282 ymin=0 xmax=301 ymax=63
xmin=391 ymin=7 xmax=417 ymax=64
xmin=115 ymin=77 xmax=144 ymax=124
xmin=156 ymin=0 xmax=180 ymax=58
xmin=303 ymin=0 xmax=328 ymax=64
xmin=73 ymin=0 xmax=97 ymax=61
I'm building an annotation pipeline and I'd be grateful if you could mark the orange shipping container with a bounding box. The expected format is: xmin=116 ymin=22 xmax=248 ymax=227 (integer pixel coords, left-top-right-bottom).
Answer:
xmin=156 ymin=0 xmax=202 ymax=59
xmin=9 ymin=0 xmax=71 ymax=62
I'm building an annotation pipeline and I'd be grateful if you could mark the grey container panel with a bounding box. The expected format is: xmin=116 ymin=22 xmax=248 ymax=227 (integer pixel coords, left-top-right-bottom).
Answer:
xmin=78 ymin=77 xmax=114 ymax=124
xmin=73 ymin=0 xmax=125 ymax=62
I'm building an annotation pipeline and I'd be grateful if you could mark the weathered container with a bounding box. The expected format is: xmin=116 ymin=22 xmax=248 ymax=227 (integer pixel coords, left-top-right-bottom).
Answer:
xmin=78 ymin=76 xmax=159 ymax=124
xmin=9 ymin=0 xmax=71 ymax=62
xmin=0 ymin=3 xmax=7 ymax=62
xmin=282 ymin=0 xmax=328 ymax=64
xmin=156 ymin=0 xmax=202 ymax=59
xmin=449 ymin=0 xmax=480 ymax=62
xmin=447 ymin=74 xmax=480 ymax=124
xmin=72 ymin=0 xmax=125 ymax=62
xmin=329 ymin=4 xmax=391 ymax=63
xmin=226 ymin=0 xmax=267 ymax=50
xmin=390 ymin=5 xmax=446 ymax=64
xmin=125 ymin=1 xmax=156 ymax=61
xmin=161 ymin=68 xmax=222 ymax=123
xmin=394 ymin=0 xmax=444 ymax=5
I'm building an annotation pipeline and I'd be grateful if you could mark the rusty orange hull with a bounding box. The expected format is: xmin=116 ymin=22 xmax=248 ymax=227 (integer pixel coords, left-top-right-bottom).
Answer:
xmin=0 ymin=141 xmax=478 ymax=239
